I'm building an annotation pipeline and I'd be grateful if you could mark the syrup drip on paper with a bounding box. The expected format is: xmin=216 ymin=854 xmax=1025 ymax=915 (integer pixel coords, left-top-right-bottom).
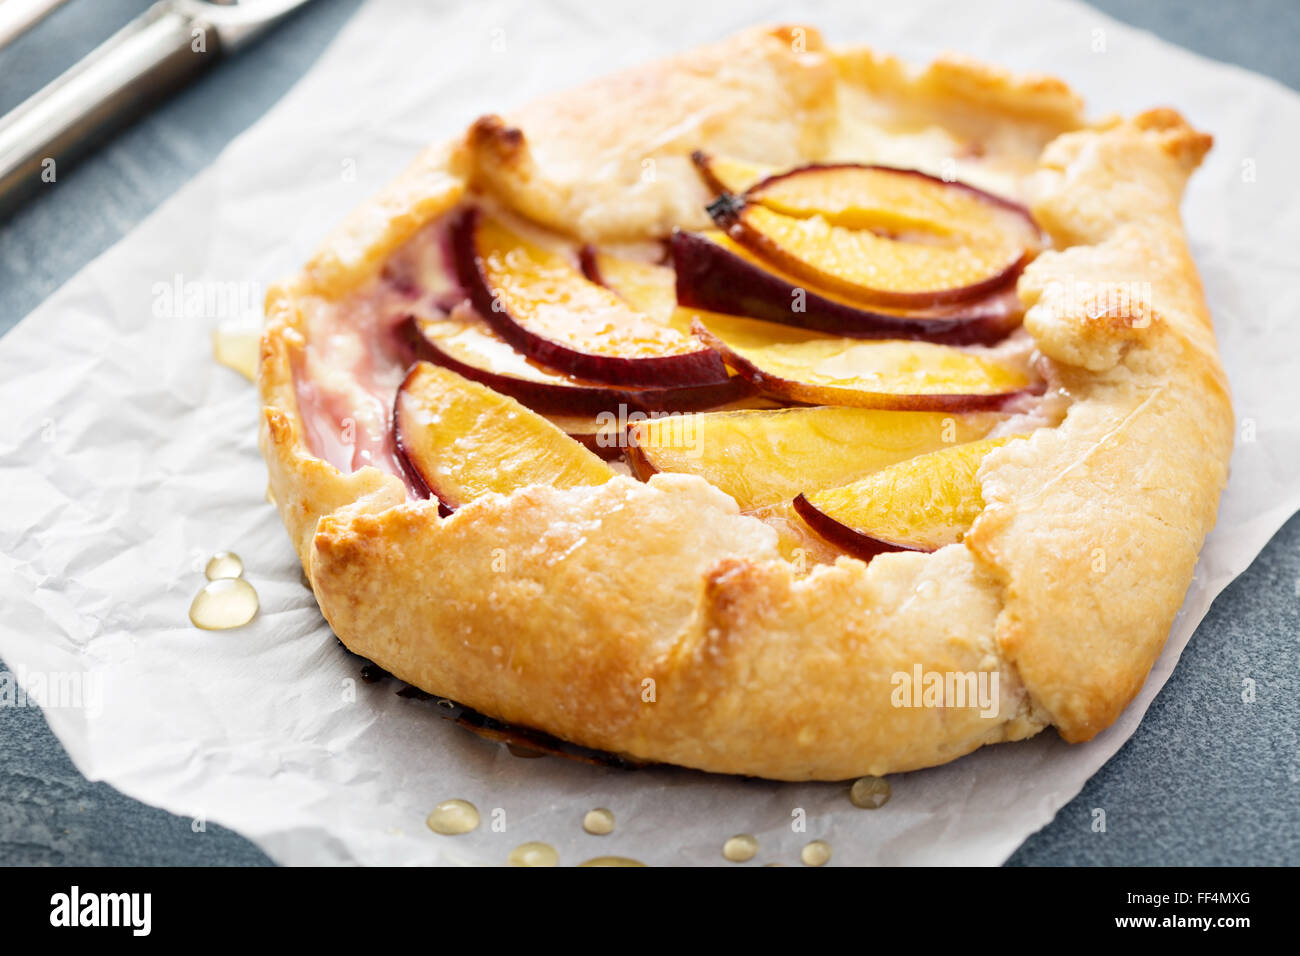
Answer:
xmin=722 ymin=834 xmax=759 ymax=863
xmin=189 ymin=552 xmax=258 ymax=630
xmin=508 ymin=842 xmax=559 ymax=867
xmin=801 ymin=840 xmax=832 ymax=867
xmin=849 ymin=776 xmax=892 ymax=809
xmin=425 ymin=799 xmax=480 ymax=835
xmin=582 ymin=808 xmax=615 ymax=835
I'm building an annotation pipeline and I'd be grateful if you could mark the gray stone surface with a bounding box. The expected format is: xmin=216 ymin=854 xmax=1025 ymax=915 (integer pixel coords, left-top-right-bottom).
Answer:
xmin=0 ymin=0 xmax=1295 ymax=866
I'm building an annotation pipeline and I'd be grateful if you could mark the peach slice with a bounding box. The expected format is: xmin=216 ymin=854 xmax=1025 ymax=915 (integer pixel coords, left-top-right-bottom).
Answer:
xmin=671 ymin=229 xmax=1022 ymax=345
xmin=745 ymin=164 xmax=1039 ymax=243
xmin=792 ymin=436 xmax=1019 ymax=560
xmin=708 ymin=196 xmax=1029 ymax=308
xmin=395 ymin=362 xmax=613 ymax=509
xmin=555 ymin=394 xmax=784 ymax=461
xmin=690 ymin=150 xmax=772 ymax=195
xmin=579 ymin=246 xmax=751 ymax=339
xmin=582 ymin=238 xmax=1017 ymax=359
xmin=451 ymin=208 xmax=728 ymax=387
xmin=579 ymin=249 xmax=680 ymax=326
xmin=625 ymin=405 xmax=999 ymax=510
xmin=544 ymin=413 xmax=626 ymax=459
xmin=693 ymin=313 xmax=1035 ymax=411
xmin=401 ymin=314 xmax=750 ymax=415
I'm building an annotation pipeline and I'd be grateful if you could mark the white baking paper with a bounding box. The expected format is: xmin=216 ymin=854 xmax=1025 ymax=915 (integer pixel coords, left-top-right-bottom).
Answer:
xmin=1 ymin=0 xmax=1297 ymax=866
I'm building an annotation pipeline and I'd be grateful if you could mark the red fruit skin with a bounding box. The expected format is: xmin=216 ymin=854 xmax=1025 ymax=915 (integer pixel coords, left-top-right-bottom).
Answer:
xmin=398 ymin=315 xmax=752 ymax=416
xmin=577 ymin=243 xmax=603 ymax=285
xmin=622 ymin=431 xmax=659 ymax=483
xmin=449 ymin=207 xmax=730 ymax=388
xmin=791 ymin=493 xmax=926 ymax=563
xmin=672 ymin=229 xmax=1022 ymax=346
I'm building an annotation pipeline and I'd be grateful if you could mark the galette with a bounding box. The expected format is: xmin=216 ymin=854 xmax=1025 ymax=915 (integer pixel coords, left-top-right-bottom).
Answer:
xmin=258 ymin=25 xmax=1230 ymax=780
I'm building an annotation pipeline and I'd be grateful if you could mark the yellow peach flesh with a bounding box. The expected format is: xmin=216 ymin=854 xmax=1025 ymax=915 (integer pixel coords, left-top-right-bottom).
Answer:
xmin=694 ymin=314 xmax=1032 ymax=408
xmin=416 ymin=314 xmax=577 ymax=386
xmin=732 ymin=204 xmax=1024 ymax=305
xmin=749 ymin=165 xmax=1033 ymax=242
xmin=799 ymin=436 xmax=1019 ymax=551
xmin=627 ymin=405 xmax=998 ymax=510
xmin=396 ymin=363 xmax=613 ymax=507
xmin=692 ymin=151 xmax=773 ymax=194
xmin=477 ymin=217 xmax=699 ymax=359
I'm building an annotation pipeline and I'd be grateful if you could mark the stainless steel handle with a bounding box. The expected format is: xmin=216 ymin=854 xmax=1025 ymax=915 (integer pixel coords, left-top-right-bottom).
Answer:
xmin=0 ymin=1 xmax=216 ymax=219
xmin=0 ymin=0 xmax=73 ymax=51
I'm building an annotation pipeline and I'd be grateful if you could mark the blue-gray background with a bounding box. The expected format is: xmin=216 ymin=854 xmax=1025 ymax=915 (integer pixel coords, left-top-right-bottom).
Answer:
xmin=0 ymin=0 xmax=1295 ymax=866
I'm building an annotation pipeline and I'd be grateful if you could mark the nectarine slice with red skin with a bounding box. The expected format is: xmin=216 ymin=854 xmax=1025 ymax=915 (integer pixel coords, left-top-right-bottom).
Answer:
xmin=744 ymin=163 xmax=1040 ymax=243
xmin=690 ymin=150 xmax=772 ymax=196
xmin=709 ymin=196 xmax=1029 ymax=309
xmin=690 ymin=156 xmax=1040 ymax=309
xmin=451 ymin=208 xmax=728 ymax=387
xmin=691 ymin=153 xmax=1037 ymax=243
xmin=400 ymin=313 xmax=750 ymax=415
xmin=394 ymin=362 xmax=614 ymax=510
xmin=693 ymin=313 xmax=1037 ymax=412
xmin=625 ymin=405 xmax=1001 ymax=510
xmin=792 ymin=436 xmax=1020 ymax=561
xmin=586 ymin=237 xmax=1018 ymax=360
xmin=671 ymin=229 xmax=1022 ymax=345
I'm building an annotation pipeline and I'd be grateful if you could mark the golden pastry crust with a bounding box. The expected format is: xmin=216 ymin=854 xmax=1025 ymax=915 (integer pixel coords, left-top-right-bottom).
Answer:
xmin=257 ymin=25 xmax=1231 ymax=780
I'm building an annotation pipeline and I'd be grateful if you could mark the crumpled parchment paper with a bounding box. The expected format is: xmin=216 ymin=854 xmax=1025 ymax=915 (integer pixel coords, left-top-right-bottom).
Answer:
xmin=1 ymin=0 xmax=1297 ymax=865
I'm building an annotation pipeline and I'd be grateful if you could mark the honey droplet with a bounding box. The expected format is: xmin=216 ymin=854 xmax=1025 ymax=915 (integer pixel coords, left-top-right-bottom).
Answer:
xmin=582 ymin=808 xmax=615 ymax=836
xmin=849 ymin=775 xmax=892 ymax=809
xmin=722 ymin=834 xmax=758 ymax=863
xmin=212 ymin=318 xmax=262 ymax=382
xmin=425 ymin=799 xmax=480 ymax=836
xmin=204 ymin=551 xmax=244 ymax=581
xmin=508 ymin=841 xmax=559 ymax=867
xmin=801 ymin=840 xmax=832 ymax=867
xmin=578 ymin=856 xmax=646 ymax=867
xmin=189 ymin=579 xmax=259 ymax=630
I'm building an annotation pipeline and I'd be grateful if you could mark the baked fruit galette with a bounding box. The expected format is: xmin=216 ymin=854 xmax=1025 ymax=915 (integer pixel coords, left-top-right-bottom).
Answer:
xmin=258 ymin=26 xmax=1232 ymax=780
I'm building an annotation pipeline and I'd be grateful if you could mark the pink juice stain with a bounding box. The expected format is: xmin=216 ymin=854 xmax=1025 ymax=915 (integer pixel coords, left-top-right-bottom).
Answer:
xmin=291 ymin=221 xmax=463 ymax=499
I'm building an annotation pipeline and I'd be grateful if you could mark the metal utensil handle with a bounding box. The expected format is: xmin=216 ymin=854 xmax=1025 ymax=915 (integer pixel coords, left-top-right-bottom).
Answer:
xmin=0 ymin=1 xmax=216 ymax=219
xmin=0 ymin=0 xmax=74 ymax=51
